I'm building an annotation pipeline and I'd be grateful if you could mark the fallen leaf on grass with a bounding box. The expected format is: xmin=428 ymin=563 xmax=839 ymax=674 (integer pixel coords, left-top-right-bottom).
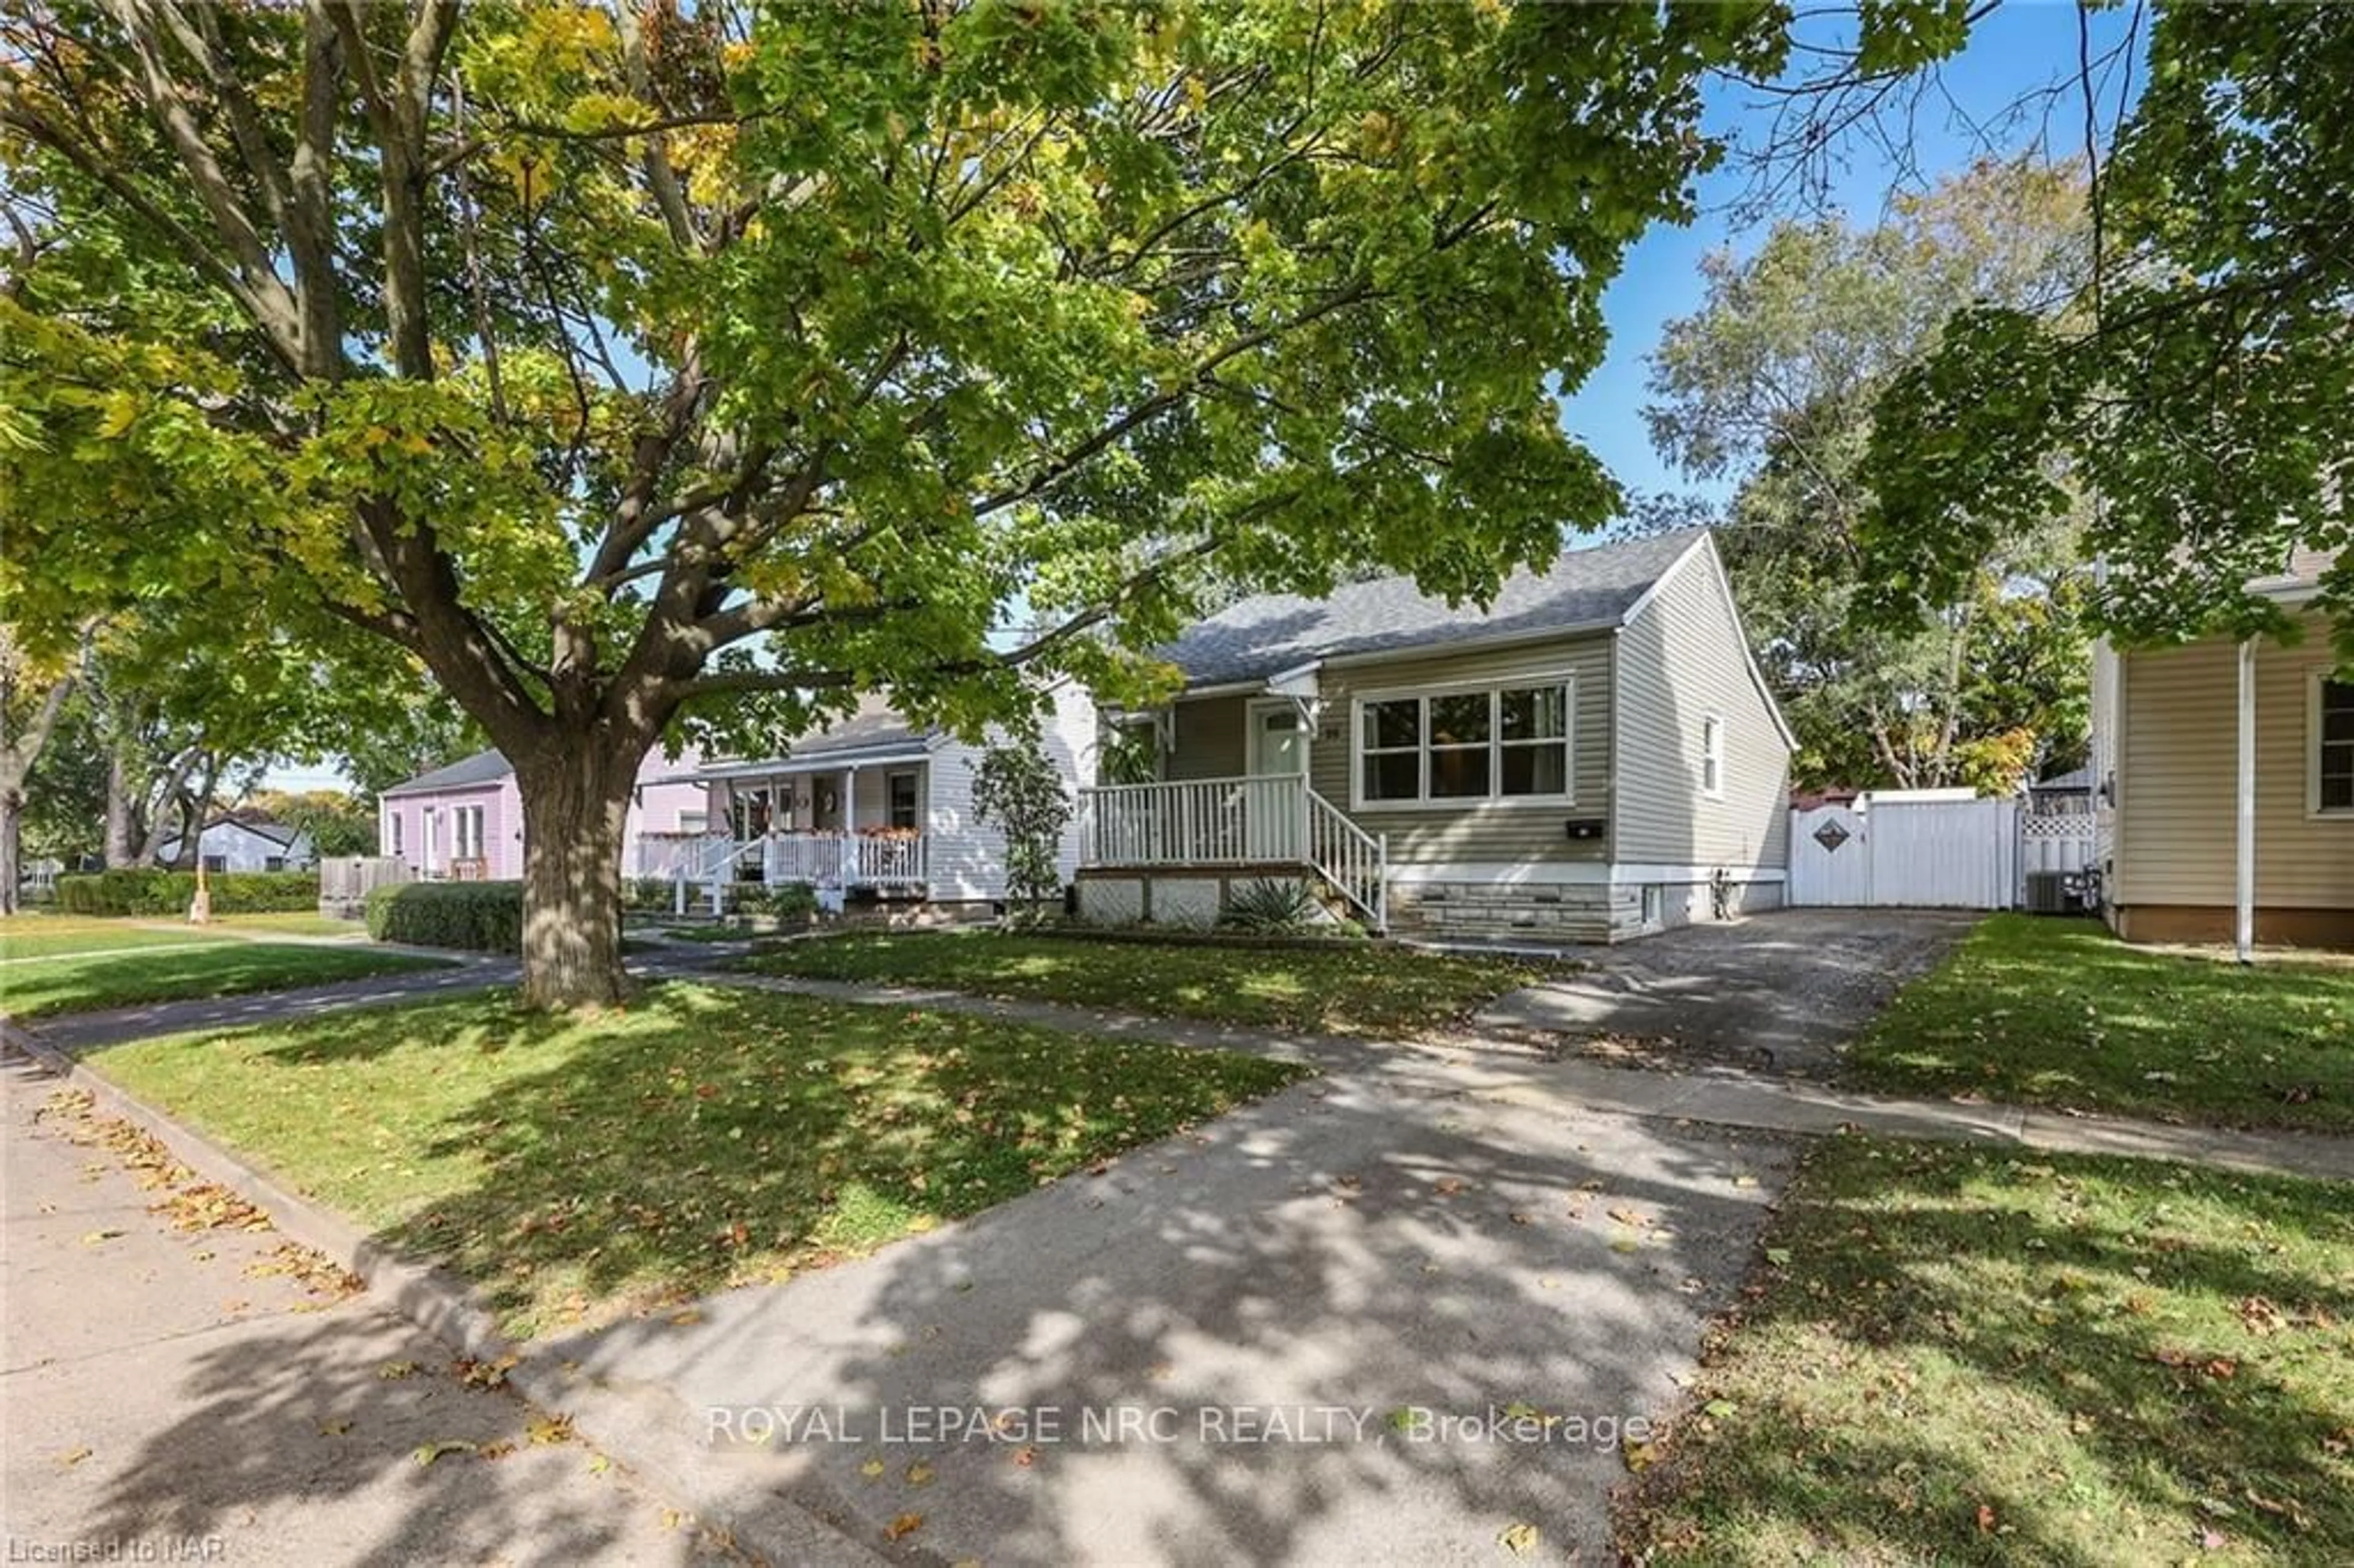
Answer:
xmin=318 ymin=1420 xmax=353 ymax=1437
xmin=859 ymin=1458 xmax=886 ymax=1480
xmin=1497 ymin=1521 xmax=1540 ymax=1557
xmin=376 ymin=1360 xmax=418 ymax=1380
xmin=527 ymin=1414 xmax=574 ymax=1446
xmin=413 ymin=1441 xmax=476 ymax=1467
xmin=55 ymin=1445 xmax=93 ymax=1467
xmin=883 ymin=1513 xmax=924 ymax=1542
xmin=80 ymin=1230 xmax=123 ymax=1246
xmin=905 ymin=1462 xmax=935 ymax=1486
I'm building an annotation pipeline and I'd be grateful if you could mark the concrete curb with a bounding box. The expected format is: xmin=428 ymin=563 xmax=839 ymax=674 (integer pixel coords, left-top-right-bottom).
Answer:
xmin=0 ymin=1016 xmax=885 ymax=1567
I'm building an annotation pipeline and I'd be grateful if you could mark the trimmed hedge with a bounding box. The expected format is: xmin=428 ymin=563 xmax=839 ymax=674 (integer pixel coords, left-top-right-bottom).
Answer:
xmin=366 ymin=880 xmax=524 ymax=953
xmin=56 ymin=868 xmax=319 ymax=916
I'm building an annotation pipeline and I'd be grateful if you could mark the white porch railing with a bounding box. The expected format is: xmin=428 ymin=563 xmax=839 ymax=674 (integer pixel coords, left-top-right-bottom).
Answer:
xmin=1077 ymin=775 xmax=1386 ymax=929
xmin=761 ymin=833 xmax=927 ymax=888
xmin=663 ymin=831 xmax=929 ymax=916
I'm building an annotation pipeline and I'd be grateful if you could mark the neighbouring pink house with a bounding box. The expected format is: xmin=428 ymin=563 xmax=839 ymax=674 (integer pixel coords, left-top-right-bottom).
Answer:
xmin=377 ymin=748 xmax=709 ymax=880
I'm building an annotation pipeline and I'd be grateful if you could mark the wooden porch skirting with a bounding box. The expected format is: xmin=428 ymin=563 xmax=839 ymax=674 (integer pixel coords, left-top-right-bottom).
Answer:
xmin=2114 ymin=903 xmax=2354 ymax=949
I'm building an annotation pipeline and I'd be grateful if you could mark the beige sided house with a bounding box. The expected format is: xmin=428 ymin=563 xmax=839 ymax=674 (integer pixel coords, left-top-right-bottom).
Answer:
xmin=2093 ymin=547 xmax=2354 ymax=948
xmin=1076 ymin=527 xmax=1794 ymax=940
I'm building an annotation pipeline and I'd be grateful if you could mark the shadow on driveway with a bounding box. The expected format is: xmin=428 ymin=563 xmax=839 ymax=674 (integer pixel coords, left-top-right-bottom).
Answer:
xmin=1474 ymin=909 xmax=1979 ymax=1079
xmin=543 ymin=1072 xmax=1794 ymax=1565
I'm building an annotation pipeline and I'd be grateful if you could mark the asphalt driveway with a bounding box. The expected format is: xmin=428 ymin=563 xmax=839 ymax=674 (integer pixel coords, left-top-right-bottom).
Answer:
xmin=1474 ymin=908 xmax=1978 ymax=1079
xmin=541 ymin=1068 xmax=1794 ymax=1566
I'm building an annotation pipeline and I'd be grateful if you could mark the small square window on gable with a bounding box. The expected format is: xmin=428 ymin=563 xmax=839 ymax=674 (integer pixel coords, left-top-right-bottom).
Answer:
xmin=2314 ymin=676 xmax=2354 ymax=814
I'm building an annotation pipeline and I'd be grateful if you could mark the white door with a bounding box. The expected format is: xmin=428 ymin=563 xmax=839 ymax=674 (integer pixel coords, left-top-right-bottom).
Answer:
xmin=1246 ymin=703 xmax=1306 ymax=860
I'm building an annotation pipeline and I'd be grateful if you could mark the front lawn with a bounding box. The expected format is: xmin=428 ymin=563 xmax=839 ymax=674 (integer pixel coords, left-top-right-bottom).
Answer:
xmin=0 ymin=914 xmax=240 ymax=962
xmin=1845 ymin=915 xmax=2354 ymax=1131
xmin=739 ymin=930 xmax=1545 ymax=1037
xmin=0 ymin=942 xmax=451 ymax=1018
xmin=91 ymin=983 xmax=1308 ymax=1338
xmin=1619 ymin=1138 xmax=2354 ymax=1566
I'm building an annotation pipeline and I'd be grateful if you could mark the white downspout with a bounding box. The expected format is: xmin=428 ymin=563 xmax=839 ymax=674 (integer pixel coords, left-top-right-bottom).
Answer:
xmin=2235 ymin=636 xmax=2256 ymax=964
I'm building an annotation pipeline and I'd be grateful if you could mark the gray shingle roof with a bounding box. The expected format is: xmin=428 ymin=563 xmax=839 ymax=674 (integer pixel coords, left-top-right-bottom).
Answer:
xmin=780 ymin=707 xmax=929 ymax=759
xmin=696 ymin=696 xmax=935 ymax=775
xmin=380 ymin=748 xmax=514 ymax=797
xmin=1157 ymin=528 xmax=1708 ymax=689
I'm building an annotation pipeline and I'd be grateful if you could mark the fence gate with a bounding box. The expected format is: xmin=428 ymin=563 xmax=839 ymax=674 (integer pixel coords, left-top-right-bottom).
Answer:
xmin=1789 ymin=798 xmax=2022 ymax=910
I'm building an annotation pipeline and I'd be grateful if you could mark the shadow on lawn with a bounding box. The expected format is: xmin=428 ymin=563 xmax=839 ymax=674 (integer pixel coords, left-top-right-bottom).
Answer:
xmin=1625 ymin=1139 xmax=2354 ymax=1564
xmin=271 ymin=984 xmax=1311 ymax=1337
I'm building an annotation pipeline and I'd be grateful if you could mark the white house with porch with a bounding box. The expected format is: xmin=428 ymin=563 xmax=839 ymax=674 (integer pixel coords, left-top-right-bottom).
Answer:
xmin=647 ymin=682 xmax=1099 ymax=913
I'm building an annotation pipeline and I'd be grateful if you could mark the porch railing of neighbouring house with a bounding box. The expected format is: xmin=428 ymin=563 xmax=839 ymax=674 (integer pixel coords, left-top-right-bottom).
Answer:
xmin=1076 ymin=774 xmax=1387 ymax=931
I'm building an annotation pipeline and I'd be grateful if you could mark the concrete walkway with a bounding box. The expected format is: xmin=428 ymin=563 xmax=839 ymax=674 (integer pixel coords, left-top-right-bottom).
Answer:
xmin=24 ymin=956 xmax=519 ymax=1054
xmin=23 ymin=949 xmax=2354 ymax=1185
xmin=0 ymin=1049 xmax=737 ymax=1566
xmin=543 ymin=1054 xmax=1792 ymax=1566
xmin=706 ymin=971 xmax=2354 ymax=1184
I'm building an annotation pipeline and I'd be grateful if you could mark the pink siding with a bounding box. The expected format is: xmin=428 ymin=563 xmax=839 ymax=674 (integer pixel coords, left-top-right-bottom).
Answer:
xmin=379 ymin=747 xmax=706 ymax=880
xmin=378 ymin=777 xmax=522 ymax=878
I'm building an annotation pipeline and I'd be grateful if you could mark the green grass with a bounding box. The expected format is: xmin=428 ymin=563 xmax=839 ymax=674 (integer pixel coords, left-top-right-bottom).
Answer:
xmin=0 ymin=942 xmax=450 ymax=1018
xmin=208 ymin=911 xmax=367 ymax=938
xmin=1620 ymin=1138 xmax=2354 ymax=1566
xmin=739 ymin=930 xmax=1545 ymax=1037
xmin=1846 ymin=915 xmax=2354 ymax=1131
xmin=0 ymin=914 xmax=242 ymax=961
xmin=91 ymin=983 xmax=1309 ymax=1338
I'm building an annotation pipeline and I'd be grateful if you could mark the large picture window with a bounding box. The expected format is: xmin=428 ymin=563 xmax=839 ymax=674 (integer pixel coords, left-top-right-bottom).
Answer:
xmin=1354 ymin=679 xmax=1574 ymax=807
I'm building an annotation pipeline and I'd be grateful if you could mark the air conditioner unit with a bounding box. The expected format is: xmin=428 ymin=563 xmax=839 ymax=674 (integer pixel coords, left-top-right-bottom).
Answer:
xmin=2023 ymin=870 xmax=2071 ymax=914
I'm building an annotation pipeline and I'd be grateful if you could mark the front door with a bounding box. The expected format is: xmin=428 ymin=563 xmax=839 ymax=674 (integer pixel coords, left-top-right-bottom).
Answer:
xmin=1246 ymin=702 xmax=1306 ymax=860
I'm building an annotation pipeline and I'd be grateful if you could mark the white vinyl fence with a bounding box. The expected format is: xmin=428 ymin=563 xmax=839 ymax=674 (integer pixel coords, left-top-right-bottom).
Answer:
xmin=1789 ymin=796 xmax=2092 ymax=911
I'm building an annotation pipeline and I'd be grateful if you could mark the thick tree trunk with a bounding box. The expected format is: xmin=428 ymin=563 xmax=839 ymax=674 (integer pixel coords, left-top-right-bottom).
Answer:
xmin=515 ymin=748 xmax=636 ymax=1010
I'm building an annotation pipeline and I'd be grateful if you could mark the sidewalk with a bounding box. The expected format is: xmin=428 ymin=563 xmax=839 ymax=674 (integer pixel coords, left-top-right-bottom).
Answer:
xmin=0 ymin=1049 xmax=738 ymax=1566
xmin=704 ymin=970 xmax=2354 ymax=1184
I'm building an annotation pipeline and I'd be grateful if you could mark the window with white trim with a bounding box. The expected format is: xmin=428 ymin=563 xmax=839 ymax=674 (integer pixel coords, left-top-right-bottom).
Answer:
xmin=1355 ymin=680 xmax=1574 ymax=806
xmin=454 ymin=805 xmax=486 ymax=860
xmin=886 ymin=770 xmax=921 ymax=829
xmin=389 ymin=812 xmax=403 ymax=855
xmin=2317 ymin=678 xmax=2354 ymax=812
xmin=1701 ymin=715 xmax=1725 ymax=799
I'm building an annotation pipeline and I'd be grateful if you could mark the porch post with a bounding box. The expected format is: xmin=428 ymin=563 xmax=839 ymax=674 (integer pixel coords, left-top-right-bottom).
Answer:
xmin=2235 ymin=636 xmax=2255 ymax=964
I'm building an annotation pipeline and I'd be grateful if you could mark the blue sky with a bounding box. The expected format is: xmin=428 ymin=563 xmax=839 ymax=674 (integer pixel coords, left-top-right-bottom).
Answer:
xmin=1565 ymin=0 xmax=2146 ymax=513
